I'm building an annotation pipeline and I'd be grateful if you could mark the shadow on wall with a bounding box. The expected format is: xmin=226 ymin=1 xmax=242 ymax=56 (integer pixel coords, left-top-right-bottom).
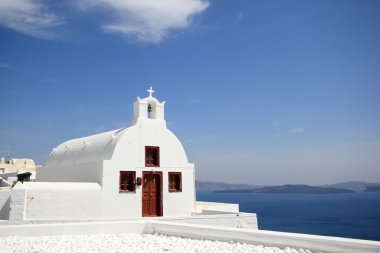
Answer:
xmin=0 ymin=193 xmax=10 ymax=220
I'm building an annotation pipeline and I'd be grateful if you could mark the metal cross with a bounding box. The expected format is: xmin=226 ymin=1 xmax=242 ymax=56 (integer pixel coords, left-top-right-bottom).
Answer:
xmin=147 ymin=87 xmax=155 ymax=97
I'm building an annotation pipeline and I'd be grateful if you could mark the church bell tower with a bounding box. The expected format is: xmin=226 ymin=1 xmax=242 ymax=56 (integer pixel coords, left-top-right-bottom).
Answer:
xmin=132 ymin=87 xmax=166 ymax=125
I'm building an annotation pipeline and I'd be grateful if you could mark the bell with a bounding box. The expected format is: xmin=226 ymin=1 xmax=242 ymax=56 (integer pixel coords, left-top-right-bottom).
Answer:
xmin=148 ymin=104 xmax=152 ymax=112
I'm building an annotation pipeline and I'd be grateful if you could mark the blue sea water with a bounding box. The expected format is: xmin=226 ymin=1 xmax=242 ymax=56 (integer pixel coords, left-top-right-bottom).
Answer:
xmin=196 ymin=191 xmax=380 ymax=241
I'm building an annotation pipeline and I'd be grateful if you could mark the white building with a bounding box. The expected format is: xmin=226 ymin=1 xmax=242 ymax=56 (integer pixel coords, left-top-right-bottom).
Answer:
xmin=0 ymin=158 xmax=37 ymax=174
xmin=0 ymin=158 xmax=37 ymax=187
xmin=5 ymin=88 xmax=196 ymax=220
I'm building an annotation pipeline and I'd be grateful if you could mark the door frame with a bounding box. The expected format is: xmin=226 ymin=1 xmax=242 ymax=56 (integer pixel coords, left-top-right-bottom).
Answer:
xmin=142 ymin=171 xmax=163 ymax=217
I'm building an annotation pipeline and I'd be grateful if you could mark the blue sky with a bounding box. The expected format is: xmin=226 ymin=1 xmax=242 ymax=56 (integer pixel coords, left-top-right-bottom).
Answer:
xmin=1 ymin=0 xmax=379 ymax=185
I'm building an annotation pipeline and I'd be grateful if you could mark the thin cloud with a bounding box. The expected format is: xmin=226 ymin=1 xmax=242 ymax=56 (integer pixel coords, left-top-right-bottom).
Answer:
xmin=76 ymin=0 xmax=209 ymax=43
xmin=0 ymin=0 xmax=62 ymax=39
xmin=291 ymin=127 xmax=305 ymax=133
xmin=0 ymin=0 xmax=209 ymax=42
xmin=272 ymin=121 xmax=279 ymax=127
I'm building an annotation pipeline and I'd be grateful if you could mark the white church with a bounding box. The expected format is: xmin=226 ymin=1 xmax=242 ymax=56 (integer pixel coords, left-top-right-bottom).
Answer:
xmin=13 ymin=88 xmax=194 ymax=220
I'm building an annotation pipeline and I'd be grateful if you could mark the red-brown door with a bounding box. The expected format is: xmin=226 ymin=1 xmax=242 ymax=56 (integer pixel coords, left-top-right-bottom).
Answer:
xmin=142 ymin=171 xmax=162 ymax=217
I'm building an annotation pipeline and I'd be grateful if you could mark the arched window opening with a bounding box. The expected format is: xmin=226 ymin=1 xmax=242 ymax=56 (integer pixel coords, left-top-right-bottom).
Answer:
xmin=147 ymin=104 xmax=153 ymax=119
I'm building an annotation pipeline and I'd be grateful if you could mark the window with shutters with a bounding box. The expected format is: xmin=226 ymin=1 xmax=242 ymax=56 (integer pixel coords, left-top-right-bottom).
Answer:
xmin=145 ymin=146 xmax=159 ymax=167
xmin=168 ymin=172 xmax=182 ymax=192
xmin=119 ymin=171 xmax=136 ymax=193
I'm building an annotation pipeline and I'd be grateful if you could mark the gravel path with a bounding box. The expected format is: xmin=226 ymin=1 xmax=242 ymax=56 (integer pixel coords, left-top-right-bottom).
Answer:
xmin=0 ymin=233 xmax=319 ymax=253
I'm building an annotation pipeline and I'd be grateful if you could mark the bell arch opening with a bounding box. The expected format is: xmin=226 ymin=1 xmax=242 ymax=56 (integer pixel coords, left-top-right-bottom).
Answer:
xmin=147 ymin=101 xmax=157 ymax=119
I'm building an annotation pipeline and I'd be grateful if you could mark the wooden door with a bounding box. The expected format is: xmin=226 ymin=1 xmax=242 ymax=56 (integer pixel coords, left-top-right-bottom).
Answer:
xmin=142 ymin=171 xmax=162 ymax=217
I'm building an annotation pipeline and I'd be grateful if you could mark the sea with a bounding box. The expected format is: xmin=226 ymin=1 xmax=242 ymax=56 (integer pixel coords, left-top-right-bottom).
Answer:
xmin=196 ymin=191 xmax=380 ymax=241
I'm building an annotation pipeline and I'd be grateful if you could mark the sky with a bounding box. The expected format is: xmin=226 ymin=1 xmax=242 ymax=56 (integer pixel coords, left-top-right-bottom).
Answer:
xmin=0 ymin=0 xmax=379 ymax=185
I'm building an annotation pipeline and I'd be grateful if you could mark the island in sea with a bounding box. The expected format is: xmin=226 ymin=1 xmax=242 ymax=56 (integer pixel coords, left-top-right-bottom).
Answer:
xmin=196 ymin=181 xmax=380 ymax=194
xmin=214 ymin=184 xmax=354 ymax=194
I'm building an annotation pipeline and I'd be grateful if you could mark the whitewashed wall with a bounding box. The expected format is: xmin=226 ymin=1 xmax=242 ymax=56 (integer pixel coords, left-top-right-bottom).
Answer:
xmin=100 ymin=165 xmax=195 ymax=218
xmin=0 ymin=189 xmax=10 ymax=220
xmin=100 ymin=119 xmax=195 ymax=218
xmin=196 ymin=201 xmax=239 ymax=213
xmin=9 ymin=182 xmax=101 ymax=221
xmin=163 ymin=168 xmax=195 ymax=217
xmin=164 ymin=212 xmax=258 ymax=229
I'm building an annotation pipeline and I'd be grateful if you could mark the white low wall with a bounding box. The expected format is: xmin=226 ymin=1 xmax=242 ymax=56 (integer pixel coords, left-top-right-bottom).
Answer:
xmin=148 ymin=221 xmax=380 ymax=253
xmin=0 ymin=220 xmax=379 ymax=253
xmin=195 ymin=201 xmax=239 ymax=213
xmin=164 ymin=212 xmax=258 ymax=229
xmin=9 ymin=182 xmax=102 ymax=222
